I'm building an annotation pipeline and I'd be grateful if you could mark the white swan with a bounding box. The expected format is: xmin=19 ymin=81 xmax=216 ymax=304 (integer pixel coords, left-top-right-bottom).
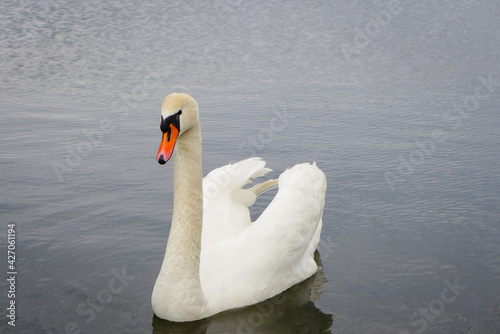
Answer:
xmin=152 ymin=93 xmax=327 ymax=322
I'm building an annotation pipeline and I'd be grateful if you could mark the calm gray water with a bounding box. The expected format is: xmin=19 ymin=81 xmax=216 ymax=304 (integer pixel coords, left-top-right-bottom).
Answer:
xmin=1 ymin=1 xmax=500 ymax=333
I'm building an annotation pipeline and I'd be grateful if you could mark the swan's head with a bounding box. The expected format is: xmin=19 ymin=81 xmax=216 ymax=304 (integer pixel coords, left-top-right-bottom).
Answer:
xmin=156 ymin=93 xmax=199 ymax=165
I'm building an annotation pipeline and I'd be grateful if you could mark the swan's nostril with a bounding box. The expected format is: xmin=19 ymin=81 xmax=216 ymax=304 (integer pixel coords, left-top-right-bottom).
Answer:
xmin=158 ymin=155 xmax=166 ymax=165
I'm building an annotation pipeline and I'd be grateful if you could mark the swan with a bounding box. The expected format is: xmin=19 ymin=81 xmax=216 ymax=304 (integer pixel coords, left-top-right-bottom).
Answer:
xmin=152 ymin=93 xmax=327 ymax=322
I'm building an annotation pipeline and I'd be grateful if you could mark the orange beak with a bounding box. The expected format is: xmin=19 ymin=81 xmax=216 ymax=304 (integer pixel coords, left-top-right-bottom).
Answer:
xmin=156 ymin=123 xmax=179 ymax=165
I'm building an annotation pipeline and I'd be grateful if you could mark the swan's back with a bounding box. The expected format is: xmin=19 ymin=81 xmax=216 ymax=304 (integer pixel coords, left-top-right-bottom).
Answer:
xmin=200 ymin=160 xmax=327 ymax=315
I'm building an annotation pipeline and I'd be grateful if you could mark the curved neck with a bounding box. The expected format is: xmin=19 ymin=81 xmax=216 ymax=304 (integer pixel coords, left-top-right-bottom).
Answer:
xmin=169 ymin=122 xmax=203 ymax=266
xmin=153 ymin=122 xmax=206 ymax=320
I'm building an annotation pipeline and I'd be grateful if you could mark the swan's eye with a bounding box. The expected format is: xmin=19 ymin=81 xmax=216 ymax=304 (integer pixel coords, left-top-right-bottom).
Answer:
xmin=175 ymin=110 xmax=182 ymax=122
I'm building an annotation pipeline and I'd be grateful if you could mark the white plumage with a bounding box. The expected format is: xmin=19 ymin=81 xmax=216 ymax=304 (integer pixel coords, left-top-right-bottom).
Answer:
xmin=152 ymin=93 xmax=327 ymax=322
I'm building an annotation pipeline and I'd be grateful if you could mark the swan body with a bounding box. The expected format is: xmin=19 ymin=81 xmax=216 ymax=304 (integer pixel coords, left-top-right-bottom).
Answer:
xmin=152 ymin=93 xmax=327 ymax=322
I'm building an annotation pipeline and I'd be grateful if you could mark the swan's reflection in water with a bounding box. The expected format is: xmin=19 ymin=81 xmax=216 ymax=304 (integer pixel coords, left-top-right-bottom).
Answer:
xmin=152 ymin=252 xmax=333 ymax=334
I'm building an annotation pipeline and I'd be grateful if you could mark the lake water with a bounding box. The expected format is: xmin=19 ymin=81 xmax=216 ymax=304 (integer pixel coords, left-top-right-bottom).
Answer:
xmin=1 ymin=1 xmax=500 ymax=333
